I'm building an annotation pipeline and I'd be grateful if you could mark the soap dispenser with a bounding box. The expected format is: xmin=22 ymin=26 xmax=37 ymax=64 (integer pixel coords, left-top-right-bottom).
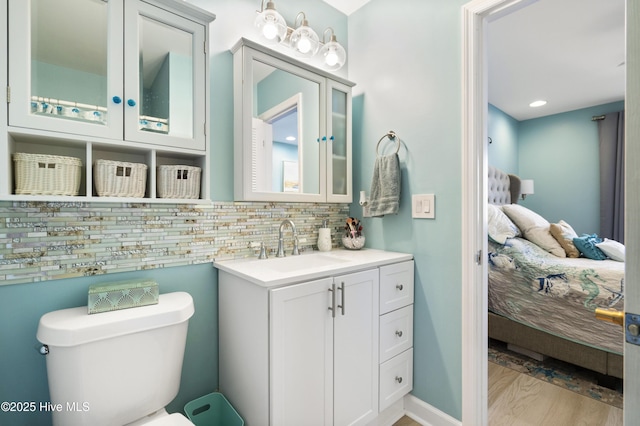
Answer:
xmin=318 ymin=220 xmax=332 ymax=252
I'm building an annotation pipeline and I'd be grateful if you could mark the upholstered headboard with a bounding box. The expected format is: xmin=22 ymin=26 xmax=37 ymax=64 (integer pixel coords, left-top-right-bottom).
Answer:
xmin=488 ymin=166 xmax=521 ymax=205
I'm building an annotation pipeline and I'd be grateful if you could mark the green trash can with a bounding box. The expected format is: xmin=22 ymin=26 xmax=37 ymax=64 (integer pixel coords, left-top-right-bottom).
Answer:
xmin=184 ymin=392 xmax=244 ymax=426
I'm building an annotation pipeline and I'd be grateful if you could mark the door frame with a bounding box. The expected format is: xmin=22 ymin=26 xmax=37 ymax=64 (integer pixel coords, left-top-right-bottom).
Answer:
xmin=460 ymin=0 xmax=555 ymax=423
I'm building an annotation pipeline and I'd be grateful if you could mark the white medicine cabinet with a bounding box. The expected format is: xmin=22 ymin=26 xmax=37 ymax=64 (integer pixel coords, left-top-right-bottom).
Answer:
xmin=232 ymin=38 xmax=354 ymax=203
xmin=1 ymin=0 xmax=214 ymax=201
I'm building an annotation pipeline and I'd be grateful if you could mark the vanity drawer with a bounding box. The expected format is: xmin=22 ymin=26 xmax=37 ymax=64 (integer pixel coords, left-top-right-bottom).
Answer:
xmin=379 ymin=261 xmax=414 ymax=314
xmin=380 ymin=305 xmax=413 ymax=363
xmin=379 ymin=348 xmax=413 ymax=411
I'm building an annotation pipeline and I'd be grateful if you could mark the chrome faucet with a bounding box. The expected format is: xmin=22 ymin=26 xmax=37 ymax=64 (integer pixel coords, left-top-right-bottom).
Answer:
xmin=276 ymin=219 xmax=299 ymax=257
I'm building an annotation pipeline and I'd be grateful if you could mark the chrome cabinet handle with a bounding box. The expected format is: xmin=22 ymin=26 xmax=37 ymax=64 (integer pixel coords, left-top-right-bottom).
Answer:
xmin=396 ymin=284 xmax=404 ymax=291
xmin=395 ymin=376 xmax=403 ymax=384
xmin=395 ymin=330 xmax=403 ymax=338
xmin=337 ymin=282 xmax=345 ymax=316
xmin=328 ymin=284 xmax=336 ymax=318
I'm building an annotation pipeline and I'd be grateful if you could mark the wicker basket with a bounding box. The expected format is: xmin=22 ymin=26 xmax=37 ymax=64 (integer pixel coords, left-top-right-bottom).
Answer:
xmin=94 ymin=159 xmax=148 ymax=198
xmin=13 ymin=152 xmax=82 ymax=196
xmin=157 ymin=165 xmax=201 ymax=199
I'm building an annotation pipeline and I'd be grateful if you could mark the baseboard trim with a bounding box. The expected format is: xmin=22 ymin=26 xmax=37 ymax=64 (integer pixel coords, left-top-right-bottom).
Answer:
xmin=403 ymin=394 xmax=462 ymax=426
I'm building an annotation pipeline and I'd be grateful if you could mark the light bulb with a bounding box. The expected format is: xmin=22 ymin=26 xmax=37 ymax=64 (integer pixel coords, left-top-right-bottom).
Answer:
xmin=255 ymin=4 xmax=287 ymax=44
xmin=297 ymin=37 xmax=311 ymax=54
xmin=262 ymin=21 xmax=278 ymax=40
xmin=325 ymin=49 xmax=339 ymax=67
xmin=290 ymin=15 xmax=319 ymax=58
xmin=319 ymin=35 xmax=346 ymax=71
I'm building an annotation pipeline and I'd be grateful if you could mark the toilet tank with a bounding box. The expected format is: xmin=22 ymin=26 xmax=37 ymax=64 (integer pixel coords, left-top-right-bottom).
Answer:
xmin=37 ymin=292 xmax=194 ymax=426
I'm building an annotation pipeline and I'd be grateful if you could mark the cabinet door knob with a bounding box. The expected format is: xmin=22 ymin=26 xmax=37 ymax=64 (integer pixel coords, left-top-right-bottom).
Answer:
xmin=395 ymin=330 xmax=403 ymax=338
xmin=396 ymin=284 xmax=404 ymax=291
xmin=330 ymin=135 xmax=335 ymax=141
xmin=127 ymin=99 xmax=136 ymax=107
xmin=112 ymin=96 xmax=122 ymax=104
xmin=395 ymin=376 xmax=403 ymax=384
xmin=322 ymin=136 xmax=327 ymax=141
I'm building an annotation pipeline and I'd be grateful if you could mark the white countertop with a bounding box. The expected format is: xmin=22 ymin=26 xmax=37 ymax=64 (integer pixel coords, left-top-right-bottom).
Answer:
xmin=213 ymin=248 xmax=413 ymax=288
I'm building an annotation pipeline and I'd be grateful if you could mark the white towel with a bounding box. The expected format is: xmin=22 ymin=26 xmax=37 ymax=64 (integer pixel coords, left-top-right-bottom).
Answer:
xmin=369 ymin=153 xmax=401 ymax=216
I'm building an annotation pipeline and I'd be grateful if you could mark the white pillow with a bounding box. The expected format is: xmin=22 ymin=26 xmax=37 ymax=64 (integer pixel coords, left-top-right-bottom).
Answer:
xmin=487 ymin=204 xmax=520 ymax=244
xmin=501 ymin=204 xmax=566 ymax=257
xmin=596 ymin=238 xmax=625 ymax=261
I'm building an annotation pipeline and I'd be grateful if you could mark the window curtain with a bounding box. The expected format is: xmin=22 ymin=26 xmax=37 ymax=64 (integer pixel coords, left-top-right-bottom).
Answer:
xmin=598 ymin=111 xmax=625 ymax=243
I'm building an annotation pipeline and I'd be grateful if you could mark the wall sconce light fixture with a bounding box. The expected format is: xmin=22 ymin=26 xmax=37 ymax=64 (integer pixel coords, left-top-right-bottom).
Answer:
xmin=255 ymin=0 xmax=288 ymax=43
xmin=520 ymin=179 xmax=534 ymax=200
xmin=255 ymin=0 xmax=347 ymax=70
xmin=290 ymin=12 xmax=320 ymax=57
xmin=320 ymin=28 xmax=347 ymax=71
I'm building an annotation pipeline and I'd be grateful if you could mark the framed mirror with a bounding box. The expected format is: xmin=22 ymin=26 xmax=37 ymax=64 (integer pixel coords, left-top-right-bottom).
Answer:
xmin=233 ymin=38 xmax=354 ymax=203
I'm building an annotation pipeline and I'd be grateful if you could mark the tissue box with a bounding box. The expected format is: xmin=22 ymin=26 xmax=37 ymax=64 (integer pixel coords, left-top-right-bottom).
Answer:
xmin=88 ymin=280 xmax=159 ymax=314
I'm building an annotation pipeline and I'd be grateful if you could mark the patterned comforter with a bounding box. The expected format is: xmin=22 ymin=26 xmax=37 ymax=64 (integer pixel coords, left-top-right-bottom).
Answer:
xmin=488 ymin=237 xmax=625 ymax=354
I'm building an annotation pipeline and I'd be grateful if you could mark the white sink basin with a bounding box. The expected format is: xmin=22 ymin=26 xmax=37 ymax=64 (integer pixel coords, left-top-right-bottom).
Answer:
xmin=214 ymin=248 xmax=413 ymax=288
xmin=263 ymin=253 xmax=349 ymax=273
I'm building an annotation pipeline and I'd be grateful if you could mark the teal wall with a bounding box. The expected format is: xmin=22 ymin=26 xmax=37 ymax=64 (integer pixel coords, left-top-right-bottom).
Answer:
xmin=349 ymin=0 xmax=466 ymax=419
xmin=488 ymin=101 xmax=624 ymax=235
xmin=518 ymin=101 xmax=624 ymax=235
xmin=488 ymin=103 xmax=519 ymax=174
xmin=31 ymin=61 xmax=107 ymax=107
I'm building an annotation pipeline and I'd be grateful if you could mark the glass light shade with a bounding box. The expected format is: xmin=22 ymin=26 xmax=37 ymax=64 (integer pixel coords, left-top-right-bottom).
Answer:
xmin=320 ymin=39 xmax=346 ymax=70
xmin=290 ymin=24 xmax=320 ymax=57
xmin=255 ymin=6 xmax=287 ymax=44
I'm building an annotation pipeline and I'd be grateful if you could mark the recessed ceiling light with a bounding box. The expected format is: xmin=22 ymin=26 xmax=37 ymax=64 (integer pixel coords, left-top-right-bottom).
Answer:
xmin=529 ymin=100 xmax=547 ymax=108
xmin=286 ymin=136 xmax=296 ymax=141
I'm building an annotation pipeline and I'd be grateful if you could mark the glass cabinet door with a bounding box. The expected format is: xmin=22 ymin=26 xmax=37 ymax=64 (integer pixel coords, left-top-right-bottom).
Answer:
xmin=124 ymin=0 xmax=206 ymax=151
xmin=8 ymin=0 xmax=124 ymax=139
xmin=326 ymin=81 xmax=352 ymax=203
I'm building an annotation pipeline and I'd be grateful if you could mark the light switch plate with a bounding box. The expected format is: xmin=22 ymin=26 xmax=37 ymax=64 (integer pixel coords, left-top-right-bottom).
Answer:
xmin=412 ymin=194 xmax=435 ymax=219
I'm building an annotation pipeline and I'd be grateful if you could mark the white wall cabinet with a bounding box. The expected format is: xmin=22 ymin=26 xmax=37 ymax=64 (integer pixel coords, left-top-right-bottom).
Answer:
xmin=232 ymin=38 xmax=354 ymax=203
xmin=1 ymin=0 xmax=214 ymax=201
xmin=218 ymin=258 xmax=414 ymax=426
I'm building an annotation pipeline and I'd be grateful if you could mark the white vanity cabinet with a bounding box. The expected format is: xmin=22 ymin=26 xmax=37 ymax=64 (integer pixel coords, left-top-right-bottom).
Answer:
xmin=270 ymin=270 xmax=379 ymax=426
xmin=232 ymin=38 xmax=354 ymax=203
xmin=216 ymin=251 xmax=414 ymax=426
xmin=378 ymin=261 xmax=415 ymax=411
xmin=1 ymin=0 xmax=214 ymax=201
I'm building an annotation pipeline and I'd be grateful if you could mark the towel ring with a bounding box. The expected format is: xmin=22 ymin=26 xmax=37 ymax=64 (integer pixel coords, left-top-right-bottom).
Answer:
xmin=376 ymin=131 xmax=400 ymax=156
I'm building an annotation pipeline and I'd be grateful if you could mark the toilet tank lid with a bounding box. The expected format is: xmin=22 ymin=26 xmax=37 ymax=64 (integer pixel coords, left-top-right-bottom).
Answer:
xmin=37 ymin=292 xmax=194 ymax=347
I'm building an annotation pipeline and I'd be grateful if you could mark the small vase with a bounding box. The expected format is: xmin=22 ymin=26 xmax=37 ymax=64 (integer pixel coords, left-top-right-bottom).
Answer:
xmin=318 ymin=228 xmax=332 ymax=252
xmin=342 ymin=234 xmax=365 ymax=250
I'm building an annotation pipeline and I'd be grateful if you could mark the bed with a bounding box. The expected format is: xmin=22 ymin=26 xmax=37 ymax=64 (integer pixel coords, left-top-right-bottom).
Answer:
xmin=487 ymin=166 xmax=625 ymax=378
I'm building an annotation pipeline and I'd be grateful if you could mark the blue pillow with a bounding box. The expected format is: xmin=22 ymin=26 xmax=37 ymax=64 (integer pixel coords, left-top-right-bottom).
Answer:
xmin=573 ymin=234 xmax=608 ymax=260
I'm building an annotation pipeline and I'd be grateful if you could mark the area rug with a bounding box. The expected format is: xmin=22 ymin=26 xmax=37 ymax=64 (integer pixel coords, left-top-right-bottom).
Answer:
xmin=488 ymin=339 xmax=623 ymax=409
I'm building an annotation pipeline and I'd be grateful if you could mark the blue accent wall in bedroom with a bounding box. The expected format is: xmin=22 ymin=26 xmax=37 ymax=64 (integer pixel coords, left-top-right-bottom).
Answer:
xmin=518 ymin=101 xmax=624 ymax=235
xmin=488 ymin=101 xmax=624 ymax=235
xmin=488 ymin=104 xmax=519 ymax=174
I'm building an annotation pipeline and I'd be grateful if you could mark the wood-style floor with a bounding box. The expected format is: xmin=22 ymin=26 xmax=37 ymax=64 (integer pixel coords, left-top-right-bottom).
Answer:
xmin=392 ymin=362 xmax=623 ymax=426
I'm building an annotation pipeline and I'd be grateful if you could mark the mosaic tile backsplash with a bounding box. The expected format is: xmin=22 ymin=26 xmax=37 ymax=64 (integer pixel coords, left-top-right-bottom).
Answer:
xmin=0 ymin=201 xmax=350 ymax=286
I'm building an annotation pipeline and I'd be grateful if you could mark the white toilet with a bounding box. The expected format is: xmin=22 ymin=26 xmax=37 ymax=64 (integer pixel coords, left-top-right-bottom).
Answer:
xmin=37 ymin=291 xmax=195 ymax=426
